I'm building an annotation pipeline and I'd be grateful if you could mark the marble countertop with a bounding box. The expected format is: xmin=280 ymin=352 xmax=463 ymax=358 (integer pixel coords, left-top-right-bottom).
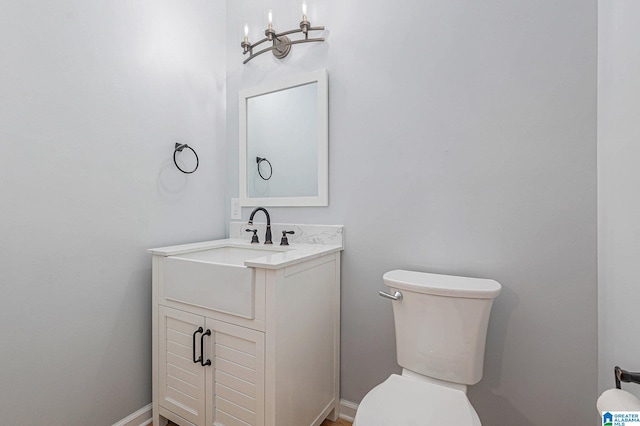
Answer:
xmin=148 ymin=238 xmax=342 ymax=270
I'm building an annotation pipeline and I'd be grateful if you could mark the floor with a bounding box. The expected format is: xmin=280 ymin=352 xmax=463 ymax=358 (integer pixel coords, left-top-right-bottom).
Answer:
xmin=321 ymin=419 xmax=353 ymax=426
xmin=167 ymin=419 xmax=352 ymax=426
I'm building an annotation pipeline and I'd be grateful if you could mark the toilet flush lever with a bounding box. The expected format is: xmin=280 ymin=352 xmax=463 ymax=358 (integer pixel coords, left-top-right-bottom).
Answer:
xmin=379 ymin=290 xmax=403 ymax=301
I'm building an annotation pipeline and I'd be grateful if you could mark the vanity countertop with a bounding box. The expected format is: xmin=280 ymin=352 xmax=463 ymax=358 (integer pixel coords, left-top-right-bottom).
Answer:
xmin=148 ymin=238 xmax=342 ymax=270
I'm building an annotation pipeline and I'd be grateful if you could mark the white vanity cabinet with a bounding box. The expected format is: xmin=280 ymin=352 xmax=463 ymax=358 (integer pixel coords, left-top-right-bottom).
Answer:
xmin=150 ymin=234 xmax=342 ymax=426
xmin=157 ymin=306 xmax=266 ymax=426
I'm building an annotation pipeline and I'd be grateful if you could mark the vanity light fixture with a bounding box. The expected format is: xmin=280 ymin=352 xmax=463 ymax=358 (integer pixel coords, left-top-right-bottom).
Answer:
xmin=241 ymin=3 xmax=325 ymax=64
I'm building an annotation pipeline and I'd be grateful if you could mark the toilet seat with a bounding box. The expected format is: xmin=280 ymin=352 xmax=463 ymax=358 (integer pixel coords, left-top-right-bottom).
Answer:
xmin=354 ymin=374 xmax=481 ymax=426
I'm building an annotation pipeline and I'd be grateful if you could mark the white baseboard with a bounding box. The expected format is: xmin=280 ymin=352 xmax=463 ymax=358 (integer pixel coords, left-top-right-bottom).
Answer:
xmin=339 ymin=398 xmax=359 ymax=422
xmin=115 ymin=400 xmax=356 ymax=426
xmin=112 ymin=403 xmax=152 ymax=426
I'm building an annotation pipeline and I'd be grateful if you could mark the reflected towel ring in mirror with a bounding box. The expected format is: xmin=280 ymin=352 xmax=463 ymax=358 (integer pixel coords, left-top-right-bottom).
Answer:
xmin=256 ymin=156 xmax=272 ymax=180
xmin=173 ymin=143 xmax=199 ymax=174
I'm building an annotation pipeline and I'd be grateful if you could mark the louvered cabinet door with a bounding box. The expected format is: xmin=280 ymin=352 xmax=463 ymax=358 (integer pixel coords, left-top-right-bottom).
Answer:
xmin=205 ymin=319 xmax=265 ymax=426
xmin=159 ymin=306 xmax=207 ymax=426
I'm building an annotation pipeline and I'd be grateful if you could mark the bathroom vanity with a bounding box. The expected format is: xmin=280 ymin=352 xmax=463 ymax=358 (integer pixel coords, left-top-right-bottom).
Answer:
xmin=149 ymin=223 xmax=343 ymax=426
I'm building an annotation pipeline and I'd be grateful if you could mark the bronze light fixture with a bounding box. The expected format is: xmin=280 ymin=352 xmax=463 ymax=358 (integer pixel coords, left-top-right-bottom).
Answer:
xmin=241 ymin=4 xmax=325 ymax=64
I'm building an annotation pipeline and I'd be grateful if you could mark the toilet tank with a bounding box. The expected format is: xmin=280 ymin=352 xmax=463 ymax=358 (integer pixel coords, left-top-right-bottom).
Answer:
xmin=383 ymin=270 xmax=501 ymax=385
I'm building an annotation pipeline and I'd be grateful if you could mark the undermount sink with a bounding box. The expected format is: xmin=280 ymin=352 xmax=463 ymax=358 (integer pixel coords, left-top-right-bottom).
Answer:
xmin=172 ymin=245 xmax=287 ymax=265
xmin=161 ymin=244 xmax=288 ymax=319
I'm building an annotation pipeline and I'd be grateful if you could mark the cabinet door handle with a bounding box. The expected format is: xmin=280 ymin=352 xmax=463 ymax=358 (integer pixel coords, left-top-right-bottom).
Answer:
xmin=192 ymin=327 xmax=204 ymax=364
xmin=200 ymin=329 xmax=212 ymax=367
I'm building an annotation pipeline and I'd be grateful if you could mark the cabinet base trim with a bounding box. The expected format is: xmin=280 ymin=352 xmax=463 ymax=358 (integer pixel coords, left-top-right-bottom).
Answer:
xmin=112 ymin=403 xmax=152 ymax=426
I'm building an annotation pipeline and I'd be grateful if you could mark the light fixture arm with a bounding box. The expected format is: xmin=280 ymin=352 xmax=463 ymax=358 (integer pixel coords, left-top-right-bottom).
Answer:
xmin=241 ymin=20 xmax=325 ymax=64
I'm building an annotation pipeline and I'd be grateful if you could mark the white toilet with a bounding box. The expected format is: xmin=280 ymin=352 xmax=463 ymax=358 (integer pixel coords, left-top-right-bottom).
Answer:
xmin=354 ymin=270 xmax=501 ymax=426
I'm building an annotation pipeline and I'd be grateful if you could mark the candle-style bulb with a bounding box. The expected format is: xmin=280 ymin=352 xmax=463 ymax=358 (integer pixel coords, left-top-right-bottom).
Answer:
xmin=268 ymin=10 xmax=273 ymax=29
xmin=302 ymin=2 xmax=307 ymax=17
xmin=244 ymin=24 xmax=249 ymax=37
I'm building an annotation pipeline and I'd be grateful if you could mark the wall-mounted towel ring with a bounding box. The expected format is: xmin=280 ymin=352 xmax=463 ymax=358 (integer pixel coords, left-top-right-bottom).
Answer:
xmin=174 ymin=143 xmax=199 ymax=174
xmin=256 ymin=156 xmax=272 ymax=180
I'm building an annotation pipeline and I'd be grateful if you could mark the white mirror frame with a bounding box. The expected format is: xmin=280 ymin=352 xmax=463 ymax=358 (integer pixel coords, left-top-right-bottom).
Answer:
xmin=239 ymin=69 xmax=328 ymax=207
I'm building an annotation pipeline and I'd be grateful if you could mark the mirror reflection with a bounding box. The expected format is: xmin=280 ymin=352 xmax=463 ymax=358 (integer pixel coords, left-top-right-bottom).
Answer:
xmin=247 ymin=82 xmax=318 ymax=198
xmin=239 ymin=69 xmax=328 ymax=207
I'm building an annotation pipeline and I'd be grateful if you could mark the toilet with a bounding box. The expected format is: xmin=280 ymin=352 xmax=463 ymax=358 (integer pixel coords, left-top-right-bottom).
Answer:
xmin=354 ymin=270 xmax=501 ymax=426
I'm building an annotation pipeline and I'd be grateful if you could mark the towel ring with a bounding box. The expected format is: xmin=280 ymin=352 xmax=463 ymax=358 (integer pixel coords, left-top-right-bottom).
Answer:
xmin=174 ymin=143 xmax=199 ymax=174
xmin=256 ymin=156 xmax=272 ymax=180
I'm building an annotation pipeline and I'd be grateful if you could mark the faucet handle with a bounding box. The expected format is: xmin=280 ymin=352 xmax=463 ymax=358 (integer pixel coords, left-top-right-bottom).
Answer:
xmin=280 ymin=230 xmax=295 ymax=246
xmin=246 ymin=228 xmax=259 ymax=244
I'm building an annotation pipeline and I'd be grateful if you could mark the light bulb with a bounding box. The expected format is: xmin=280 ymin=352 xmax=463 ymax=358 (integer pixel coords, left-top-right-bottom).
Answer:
xmin=302 ymin=2 xmax=307 ymax=17
xmin=268 ymin=10 xmax=273 ymax=29
xmin=243 ymin=24 xmax=249 ymax=42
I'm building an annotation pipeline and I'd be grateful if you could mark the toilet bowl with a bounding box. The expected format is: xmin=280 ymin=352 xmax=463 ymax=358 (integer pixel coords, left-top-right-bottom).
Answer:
xmin=354 ymin=270 xmax=501 ymax=426
xmin=354 ymin=373 xmax=481 ymax=426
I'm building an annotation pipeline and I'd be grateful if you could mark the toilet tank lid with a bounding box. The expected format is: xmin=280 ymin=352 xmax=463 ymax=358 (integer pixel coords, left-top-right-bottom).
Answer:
xmin=383 ymin=270 xmax=501 ymax=299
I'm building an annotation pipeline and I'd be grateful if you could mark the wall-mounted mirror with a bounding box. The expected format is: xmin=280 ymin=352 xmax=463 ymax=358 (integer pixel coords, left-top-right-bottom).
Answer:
xmin=239 ymin=69 xmax=328 ymax=206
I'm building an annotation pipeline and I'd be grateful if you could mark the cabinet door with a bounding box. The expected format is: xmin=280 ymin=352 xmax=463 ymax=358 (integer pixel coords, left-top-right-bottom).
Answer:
xmin=205 ymin=319 xmax=265 ymax=426
xmin=159 ymin=306 xmax=207 ymax=426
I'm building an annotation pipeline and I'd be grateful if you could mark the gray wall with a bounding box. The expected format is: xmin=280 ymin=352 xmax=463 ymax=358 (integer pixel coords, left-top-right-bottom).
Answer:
xmin=0 ymin=1 xmax=226 ymax=424
xmin=598 ymin=1 xmax=640 ymax=398
xmin=227 ymin=0 xmax=598 ymax=424
xmin=0 ymin=1 xmax=598 ymax=424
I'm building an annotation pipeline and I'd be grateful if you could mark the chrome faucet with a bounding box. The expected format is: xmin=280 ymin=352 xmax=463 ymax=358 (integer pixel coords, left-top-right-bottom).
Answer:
xmin=248 ymin=207 xmax=272 ymax=244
